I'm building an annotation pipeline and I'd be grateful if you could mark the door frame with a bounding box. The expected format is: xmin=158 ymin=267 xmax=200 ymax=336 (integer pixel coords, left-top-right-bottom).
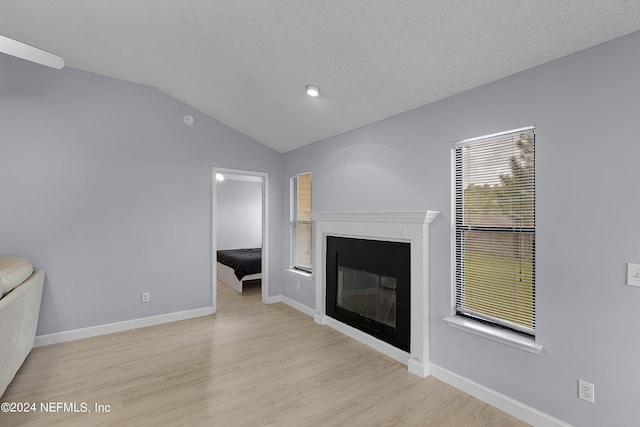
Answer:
xmin=212 ymin=167 xmax=269 ymax=313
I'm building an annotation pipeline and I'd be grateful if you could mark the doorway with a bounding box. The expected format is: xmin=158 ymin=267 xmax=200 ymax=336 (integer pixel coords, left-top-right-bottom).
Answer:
xmin=212 ymin=167 xmax=269 ymax=313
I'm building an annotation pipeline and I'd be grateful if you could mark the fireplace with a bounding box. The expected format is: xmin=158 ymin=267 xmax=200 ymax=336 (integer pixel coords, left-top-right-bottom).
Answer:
xmin=326 ymin=237 xmax=410 ymax=351
xmin=311 ymin=211 xmax=438 ymax=377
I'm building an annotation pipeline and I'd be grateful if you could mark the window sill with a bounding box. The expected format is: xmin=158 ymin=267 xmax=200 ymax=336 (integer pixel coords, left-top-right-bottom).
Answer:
xmin=286 ymin=268 xmax=313 ymax=279
xmin=443 ymin=316 xmax=542 ymax=354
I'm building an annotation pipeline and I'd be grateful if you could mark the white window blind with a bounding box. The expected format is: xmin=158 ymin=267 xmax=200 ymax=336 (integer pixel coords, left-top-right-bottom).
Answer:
xmin=453 ymin=127 xmax=535 ymax=335
xmin=292 ymin=173 xmax=312 ymax=272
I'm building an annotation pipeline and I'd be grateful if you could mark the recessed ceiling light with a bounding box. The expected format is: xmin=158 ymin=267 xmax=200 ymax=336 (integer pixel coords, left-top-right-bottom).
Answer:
xmin=215 ymin=173 xmax=225 ymax=182
xmin=305 ymin=85 xmax=321 ymax=97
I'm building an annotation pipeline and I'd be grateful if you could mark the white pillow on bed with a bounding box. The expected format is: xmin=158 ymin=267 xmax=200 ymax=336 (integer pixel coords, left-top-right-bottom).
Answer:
xmin=0 ymin=256 xmax=34 ymax=297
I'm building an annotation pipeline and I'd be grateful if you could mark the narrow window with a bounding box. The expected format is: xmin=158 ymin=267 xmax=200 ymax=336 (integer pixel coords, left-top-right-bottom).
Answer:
xmin=453 ymin=127 xmax=535 ymax=335
xmin=292 ymin=173 xmax=312 ymax=273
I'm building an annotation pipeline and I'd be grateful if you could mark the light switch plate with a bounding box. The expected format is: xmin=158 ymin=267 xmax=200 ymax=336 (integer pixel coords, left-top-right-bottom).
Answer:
xmin=626 ymin=263 xmax=640 ymax=287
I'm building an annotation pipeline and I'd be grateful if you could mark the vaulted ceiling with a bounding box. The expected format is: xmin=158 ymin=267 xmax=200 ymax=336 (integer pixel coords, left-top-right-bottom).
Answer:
xmin=2 ymin=1 xmax=639 ymax=152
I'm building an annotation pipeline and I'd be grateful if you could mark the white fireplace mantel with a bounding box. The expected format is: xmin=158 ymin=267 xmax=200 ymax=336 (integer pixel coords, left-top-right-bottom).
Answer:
xmin=311 ymin=210 xmax=439 ymax=378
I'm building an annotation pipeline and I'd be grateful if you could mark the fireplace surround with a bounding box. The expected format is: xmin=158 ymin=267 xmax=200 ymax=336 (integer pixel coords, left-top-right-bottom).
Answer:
xmin=311 ymin=211 xmax=438 ymax=377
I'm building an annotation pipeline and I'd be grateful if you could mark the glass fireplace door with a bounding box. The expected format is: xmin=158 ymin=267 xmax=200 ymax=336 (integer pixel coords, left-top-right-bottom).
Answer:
xmin=337 ymin=266 xmax=397 ymax=328
xmin=326 ymin=236 xmax=410 ymax=351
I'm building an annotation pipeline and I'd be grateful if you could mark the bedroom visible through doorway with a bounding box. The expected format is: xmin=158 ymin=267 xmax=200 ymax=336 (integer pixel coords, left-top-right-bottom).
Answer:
xmin=212 ymin=168 xmax=268 ymax=313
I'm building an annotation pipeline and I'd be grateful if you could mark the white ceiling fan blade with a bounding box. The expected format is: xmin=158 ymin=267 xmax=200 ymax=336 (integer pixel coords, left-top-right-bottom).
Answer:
xmin=0 ymin=34 xmax=64 ymax=69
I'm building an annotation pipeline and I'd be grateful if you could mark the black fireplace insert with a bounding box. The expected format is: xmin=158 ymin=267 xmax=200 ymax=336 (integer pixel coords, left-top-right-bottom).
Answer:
xmin=326 ymin=236 xmax=410 ymax=351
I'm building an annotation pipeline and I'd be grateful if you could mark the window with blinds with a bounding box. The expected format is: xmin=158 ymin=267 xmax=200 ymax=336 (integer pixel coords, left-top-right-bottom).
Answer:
xmin=453 ymin=127 xmax=535 ymax=336
xmin=292 ymin=173 xmax=312 ymax=273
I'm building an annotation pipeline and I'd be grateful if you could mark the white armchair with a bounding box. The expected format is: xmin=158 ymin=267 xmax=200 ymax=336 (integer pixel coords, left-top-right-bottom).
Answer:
xmin=0 ymin=257 xmax=44 ymax=397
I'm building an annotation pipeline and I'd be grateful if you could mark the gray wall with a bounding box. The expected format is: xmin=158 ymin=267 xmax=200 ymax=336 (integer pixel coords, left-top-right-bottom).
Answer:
xmin=282 ymin=31 xmax=640 ymax=427
xmin=217 ymin=179 xmax=263 ymax=250
xmin=0 ymin=53 xmax=283 ymax=336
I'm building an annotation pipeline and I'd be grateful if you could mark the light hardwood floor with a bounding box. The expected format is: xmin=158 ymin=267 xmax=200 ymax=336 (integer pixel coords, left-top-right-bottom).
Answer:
xmin=0 ymin=282 xmax=530 ymax=426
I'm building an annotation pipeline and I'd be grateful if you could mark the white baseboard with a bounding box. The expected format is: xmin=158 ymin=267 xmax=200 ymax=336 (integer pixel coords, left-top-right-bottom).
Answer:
xmin=430 ymin=363 xmax=572 ymax=427
xmin=34 ymin=307 xmax=214 ymax=347
xmin=407 ymin=358 xmax=430 ymax=378
xmin=324 ymin=316 xmax=410 ymax=366
xmin=267 ymin=295 xmax=567 ymax=425
xmin=280 ymin=296 xmax=315 ymax=317
xmin=265 ymin=295 xmax=283 ymax=304
xmin=265 ymin=294 xmax=315 ymax=318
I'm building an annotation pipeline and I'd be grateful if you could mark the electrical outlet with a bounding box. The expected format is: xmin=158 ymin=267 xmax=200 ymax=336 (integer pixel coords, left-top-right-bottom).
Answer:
xmin=578 ymin=380 xmax=595 ymax=403
xmin=296 ymin=281 xmax=301 ymax=290
xmin=141 ymin=292 xmax=150 ymax=303
xmin=627 ymin=263 xmax=640 ymax=287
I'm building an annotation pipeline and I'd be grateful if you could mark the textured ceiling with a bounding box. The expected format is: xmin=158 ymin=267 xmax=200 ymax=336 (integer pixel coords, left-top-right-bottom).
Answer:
xmin=1 ymin=1 xmax=639 ymax=152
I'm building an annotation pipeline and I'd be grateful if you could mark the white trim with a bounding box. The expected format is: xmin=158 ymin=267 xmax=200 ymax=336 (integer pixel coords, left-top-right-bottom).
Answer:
xmin=324 ymin=316 xmax=411 ymax=366
xmin=286 ymin=268 xmax=313 ymax=279
xmin=443 ymin=316 xmax=542 ymax=354
xmin=281 ymin=296 xmax=315 ymax=317
xmin=212 ymin=167 xmax=269 ymax=311
xmin=311 ymin=210 xmax=438 ymax=378
xmin=266 ymin=295 xmax=283 ymax=304
xmin=430 ymin=363 xmax=572 ymax=427
xmin=212 ymin=170 xmax=218 ymax=313
xmin=290 ymin=172 xmax=313 ymax=273
xmin=311 ymin=210 xmax=438 ymax=224
xmin=34 ymin=307 xmax=213 ymax=347
xmin=453 ymin=125 xmax=535 ymax=147
xmin=450 ymin=128 xmax=539 ymax=349
xmin=266 ymin=294 xmax=315 ymax=318
xmin=408 ymin=358 xmax=430 ymax=378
